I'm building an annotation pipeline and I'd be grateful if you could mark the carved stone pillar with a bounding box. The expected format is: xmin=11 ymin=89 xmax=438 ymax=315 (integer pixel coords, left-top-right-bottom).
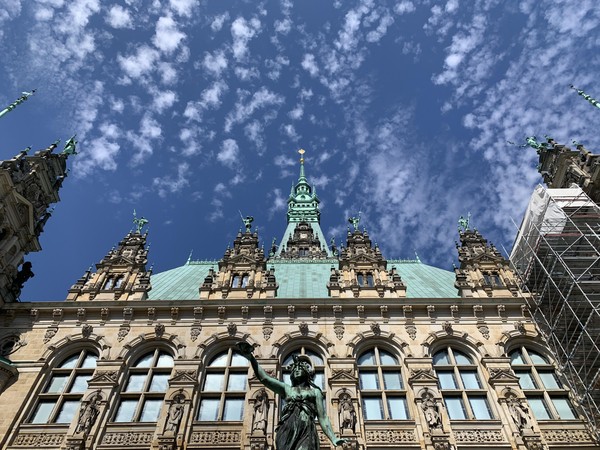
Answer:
xmin=328 ymin=358 xmax=359 ymax=444
xmin=246 ymin=357 xmax=278 ymax=450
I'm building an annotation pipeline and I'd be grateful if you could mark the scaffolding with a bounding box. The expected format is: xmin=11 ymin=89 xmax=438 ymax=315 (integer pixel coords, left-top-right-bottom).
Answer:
xmin=511 ymin=185 xmax=600 ymax=439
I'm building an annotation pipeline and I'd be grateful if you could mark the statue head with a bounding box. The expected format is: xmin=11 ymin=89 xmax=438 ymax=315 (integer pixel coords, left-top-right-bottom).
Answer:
xmin=288 ymin=354 xmax=315 ymax=385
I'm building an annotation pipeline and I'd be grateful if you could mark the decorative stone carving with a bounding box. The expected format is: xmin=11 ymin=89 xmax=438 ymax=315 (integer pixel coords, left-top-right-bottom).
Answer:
xmin=542 ymin=429 xmax=594 ymax=443
xmin=81 ymin=323 xmax=93 ymax=338
xmin=170 ymin=307 xmax=179 ymax=321
xmin=310 ymin=304 xmax=318 ymax=321
xmin=190 ymin=326 xmax=201 ymax=341
xmin=52 ymin=308 xmax=63 ymax=321
xmin=514 ymin=321 xmax=526 ymax=334
xmin=421 ymin=390 xmax=442 ymax=430
xmin=190 ymin=431 xmax=241 ymax=444
xmin=334 ymin=324 xmax=345 ymax=340
xmin=87 ymin=370 xmax=118 ymax=386
xmin=365 ymin=429 xmax=415 ymax=442
xmin=169 ymin=370 xmax=198 ymax=385
xmin=405 ymin=324 xmax=417 ymax=340
xmin=155 ymin=323 xmax=165 ymax=337
xmin=30 ymin=309 xmax=39 ymax=321
xmin=252 ymin=388 xmax=269 ymax=435
xmin=442 ymin=321 xmax=453 ymax=333
xmin=338 ymin=392 xmax=356 ymax=433
xmin=477 ymin=324 xmax=490 ymax=339
xmin=147 ymin=307 xmax=156 ymax=322
xmin=227 ymin=322 xmax=237 ymax=335
xmin=76 ymin=308 xmax=86 ymax=322
xmin=14 ymin=433 xmax=65 ymax=446
xmin=488 ymin=368 xmax=519 ymax=385
xmin=117 ymin=325 xmax=130 ymax=342
xmin=0 ymin=335 xmax=26 ymax=356
xmin=101 ymin=432 xmax=154 ymax=445
xmin=329 ymin=368 xmax=358 ymax=383
xmin=218 ymin=306 xmax=226 ymax=323
xmin=75 ymin=391 xmax=102 ymax=435
xmin=263 ymin=324 xmax=273 ymax=340
xmin=100 ymin=307 xmax=109 ymax=321
xmin=299 ymin=322 xmax=309 ymax=335
xmin=408 ymin=369 xmax=438 ymax=384
xmin=165 ymin=392 xmax=185 ymax=434
xmin=454 ymin=430 xmax=504 ymax=442
xmin=43 ymin=327 xmax=57 ymax=343
xmin=507 ymin=393 xmax=534 ymax=432
xmin=370 ymin=322 xmax=381 ymax=335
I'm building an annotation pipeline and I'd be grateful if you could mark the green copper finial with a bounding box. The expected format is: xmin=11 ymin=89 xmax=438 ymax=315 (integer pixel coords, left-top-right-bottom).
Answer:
xmin=0 ymin=89 xmax=36 ymax=120
xmin=298 ymin=148 xmax=306 ymax=180
xmin=239 ymin=210 xmax=254 ymax=232
xmin=458 ymin=212 xmax=471 ymax=232
xmin=132 ymin=209 xmax=149 ymax=234
xmin=570 ymin=84 xmax=600 ymax=110
xmin=348 ymin=211 xmax=361 ymax=231
xmin=62 ymin=135 xmax=78 ymax=156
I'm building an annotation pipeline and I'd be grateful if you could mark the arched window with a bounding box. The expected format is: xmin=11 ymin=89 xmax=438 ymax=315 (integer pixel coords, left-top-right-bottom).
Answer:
xmin=366 ymin=273 xmax=374 ymax=287
xmin=114 ymin=349 xmax=173 ymax=422
xmin=231 ymin=274 xmax=240 ymax=288
xmin=357 ymin=273 xmax=364 ymax=287
xmin=282 ymin=347 xmax=325 ymax=389
xmin=198 ymin=348 xmax=248 ymax=421
xmin=358 ymin=347 xmax=408 ymax=420
xmin=433 ymin=347 xmax=493 ymax=420
xmin=241 ymin=274 xmax=249 ymax=288
xmin=510 ymin=346 xmax=576 ymax=420
xmin=29 ymin=349 xmax=98 ymax=424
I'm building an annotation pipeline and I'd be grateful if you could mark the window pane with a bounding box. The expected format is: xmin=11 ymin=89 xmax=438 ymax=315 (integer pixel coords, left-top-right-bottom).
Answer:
xmin=515 ymin=371 xmax=537 ymax=389
xmin=552 ymin=398 xmax=576 ymax=419
xmin=359 ymin=372 xmax=379 ymax=390
xmin=539 ymin=371 xmax=561 ymax=389
xmin=528 ymin=350 xmax=548 ymax=365
xmin=114 ymin=399 xmax=137 ymax=422
xmin=223 ymin=398 xmax=244 ymax=421
xmin=198 ymin=398 xmax=220 ymax=421
xmin=388 ymin=397 xmax=408 ymax=419
xmin=81 ymin=354 xmax=97 ymax=368
xmin=55 ymin=400 xmax=79 ymax=423
xmin=510 ymin=350 xmax=525 ymax=365
xmin=227 ymin=373 xmax=247 ymax=391
xmin=45 ymin=375 xmax=68 ymax=393
xmin=125 ymin=374 xmax=147 ymax=392
xmin=210 ymin=353 xmax=228 ymax=367
xmin=358 ymin=351 xmax=376 ymax=366
xmin=453 ymin=350 xmax=472 ymax=365
xmin=149 ymin=374 xmax=170 ymax=392
xmin=283 ymin=373 xmax=291 ymax=385
xmin=31 ymin=401 xmax=55 ymax=424
xmin=433 ymin=350 xmax=450 ymax=366
xmin=305 ymin=350 xmax=323 ymax=365
xmin=362 ymin=398 xmax=383 ymax=420
xmin=383 ymin=371 xmax=403 ymax=390
xmin=140 ymin=399 xmax=163 ymax=422
xmin=469 ymin=396 xmax=492 ymax=419
xmin=445 ymin=397 xmax=466 ymax=419
xmin=379 ymin=350 xmax=397 ymax=365
xmin=460 ymin=371 xmax=481 ymax=389
xmin=204 ymin=373 xmax=223 ymax=391
xmin=314 ymin=372 xmax=325 ymax=390
xmin=134 ymin=353 xmax=154 ymax=368
xmin=528 ymin=397 xmax=551 ymax=420
xmin=156 ymin=353 xmax=174 ymax=367
xmin=70 ymin=375 xmax=90 ymax=392
xmin=438 ymin=371 xmax=457 ymax=389
xmin=231 ymin=352 xmax=249 ymax=366
xmin=60 ymin=354 xmax=80 ymax=369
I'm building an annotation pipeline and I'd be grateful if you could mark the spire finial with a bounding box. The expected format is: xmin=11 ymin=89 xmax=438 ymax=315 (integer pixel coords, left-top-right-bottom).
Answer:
xmin=570 ymin=84 xmax=600 ymax=110
xmin=298 ymin=148 xmax=306 ymax=180
xmin=0 ymin=89 xmax=36 ymax=120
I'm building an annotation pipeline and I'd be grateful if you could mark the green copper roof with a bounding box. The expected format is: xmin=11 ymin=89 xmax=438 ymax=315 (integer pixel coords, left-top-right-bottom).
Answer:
xmin=148 ymin=259 xmax=458 ymax=300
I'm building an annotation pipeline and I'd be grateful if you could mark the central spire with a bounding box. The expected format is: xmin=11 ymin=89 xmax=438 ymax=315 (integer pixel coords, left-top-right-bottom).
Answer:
xmin=286 ymin=149 xmax=320 ymax=224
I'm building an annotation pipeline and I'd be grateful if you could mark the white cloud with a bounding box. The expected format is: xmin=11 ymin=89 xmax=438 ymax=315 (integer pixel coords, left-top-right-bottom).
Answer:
xmin=394 ymin=1 xmax=416 ymax=14
xmin=202 ymin=50 xmax=228 ymax=76
xmin=106 ymin=5 xmax=133 ymax=29
xmin=366 ymin=13 xmax=394 ymax=43
xmin=117 ymin=45 xmax=160 ymax=79
xmin=268 ymin=188 xmax=287 ymax=218
xmin=127 ymin=114 xmax=162 ymax=165
xmin=169 ymin=0 xmax=196 ymax=17
xmin=244 ymin=120 xmax=265 ymax=152
xmin=234 ymin=66 xmax=260 ymax=80
xmin=230 ymin=16 xmax=262 ymax=61
xmin=153 ymin=162 xmax=190 ymax=197
xmin=217 ymin=138 xmax=239 ymax=168
xmin=301 ymin=54 xmax=319 ymax=77
xmin=158 ymin=62 xmax=178 ymax=84
xmin=211 ymin=12 xmax=229 ymax=31
xmin=224 ymin=87 xmax=284 ymax=132
xmin=153 ymin=16 xmax=186 ymax=54
xmin=288 ymin=104 xmax=303 ymax=120
xmin=282 ymin=124 xmax=299 ymax=141
xmin=74 ymin=122 xmax=121 ymax=176
xmin=152 ymin=89 xmax=177 ymax=112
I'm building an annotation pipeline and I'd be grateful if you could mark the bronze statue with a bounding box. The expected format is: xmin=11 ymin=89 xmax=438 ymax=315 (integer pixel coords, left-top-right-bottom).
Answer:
xmin=236 ymin=342 xmax=347 ymax=449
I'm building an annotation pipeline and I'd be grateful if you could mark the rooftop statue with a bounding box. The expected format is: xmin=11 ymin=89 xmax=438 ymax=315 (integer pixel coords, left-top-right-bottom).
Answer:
xmin=239 ymin=211 xmax=254 ymax=232
xmin=458 ymin=212 xmax=471 ymax=233
xmin=132 ymin=209 xmax=149 ymax=234
xmin=62 ymin=135 xmax=78 ymax=155
xmin=236 ymin=341 xmax=347 ymax=449
xmin=348 ymin=212 xmax=361 ymax=231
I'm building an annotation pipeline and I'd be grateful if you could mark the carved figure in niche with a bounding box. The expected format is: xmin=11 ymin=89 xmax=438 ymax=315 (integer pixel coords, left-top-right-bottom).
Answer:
xmin=338 ymin=393 xmax=356 ymax=433
xmin=76 ymin=392 xmax=102 ymax=435
xmin=236 ymin=341 xmax=347 ymax=449
xmin=165 ymin=393 xmax=185 ymax=434
xmin=421 ymin=392 xmax=442 ymax=430
xmin=507 ymin=394 xmax=534 ymax=432
xmin=252 ymin=388 xmax=269 ymax=435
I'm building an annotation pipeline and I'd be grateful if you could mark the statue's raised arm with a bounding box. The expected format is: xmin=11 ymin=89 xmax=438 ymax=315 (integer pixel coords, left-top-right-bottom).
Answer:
xmin=235 ymin=341 xmax=347 ymax=449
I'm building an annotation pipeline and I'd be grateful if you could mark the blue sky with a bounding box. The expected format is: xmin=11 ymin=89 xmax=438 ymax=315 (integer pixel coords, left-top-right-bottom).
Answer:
xmin=1 ymin=0 xmax=599 ymax=301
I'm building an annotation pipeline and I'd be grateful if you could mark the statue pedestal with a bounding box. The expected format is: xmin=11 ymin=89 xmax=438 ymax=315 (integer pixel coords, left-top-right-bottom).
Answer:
xmin=156 ymin=436 xmax=176 ymax=450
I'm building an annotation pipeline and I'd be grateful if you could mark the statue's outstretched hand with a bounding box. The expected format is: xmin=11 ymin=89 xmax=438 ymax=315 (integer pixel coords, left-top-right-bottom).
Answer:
xmin=235 ymin=341 xmax=254 ymax=358
xmin=333 ymin=437 xmax=349 ymax=447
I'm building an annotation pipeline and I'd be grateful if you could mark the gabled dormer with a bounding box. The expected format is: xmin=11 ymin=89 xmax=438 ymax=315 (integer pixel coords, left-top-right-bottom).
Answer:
xmin=454 ymin=220 xmax=522 ymax=298
xmin=200 ymin=217 xmax=277 ymax=299
xmin=67 ymin=213 xmax=152 ymax=301
xmin=328 ymin=217 xmax=406 ymax=298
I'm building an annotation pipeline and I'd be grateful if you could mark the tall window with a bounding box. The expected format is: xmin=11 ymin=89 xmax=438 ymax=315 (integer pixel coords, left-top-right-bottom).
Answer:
xmin=198 ymin=349 xmax=248 ymax=421
xmin=358 ymin=347 xmax=408 ymax=420
xmin=366 ymin=273 xmax=374 ymax=287
xmin=114 ymin=349 xmax=173 ymax=422
xmin=510 ymin=346 xmax=577 ymax=420
xmin=30 ymin=349 xmax=98 ymax=424
xmin=357 ymin=273 xmax=364 ymax=287
xmin=282 ymin=347 xmax=325 ymax=390
xmin=231 ymin=274 xmax=240 ymax=288
xmin=241 ymin=274 xmax=249 ymax=288
xmin=433 ymin=347 xmax=493 ymax=420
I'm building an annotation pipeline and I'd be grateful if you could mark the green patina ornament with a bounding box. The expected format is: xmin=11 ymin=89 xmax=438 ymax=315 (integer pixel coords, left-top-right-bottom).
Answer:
xmin=132 ymin=209 xmax=149 ymax=234
xmin=0 ymin=89 xmax=36 ymax=120
xmin=458 ymin=212 xmax=471 ymax=233
xmin=236 ymin=341 xmax=348 ymax=449
xmin=62 ymin=135 xmax=78 ymax=156
xmin=570 ymin=84 xmax=600 ymax=110
xmin=348 ymin=212 xmax=361 ymax=231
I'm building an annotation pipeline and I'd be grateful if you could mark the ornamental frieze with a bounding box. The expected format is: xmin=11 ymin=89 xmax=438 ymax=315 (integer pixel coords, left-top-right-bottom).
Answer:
xmin=365 ymin=429 xmax=415 ymax=442
xmin=14 ymin=433 xmax=64 ymax=446
xmin=190 ymin=431 xmax=241 ymax=444
xmin=542 ymin=429 xmax=594 ymax=442
xmin=454 ymin=429 xmax=504 ymax=442
xmin=101 ymin=432 xmax=153 ymax=445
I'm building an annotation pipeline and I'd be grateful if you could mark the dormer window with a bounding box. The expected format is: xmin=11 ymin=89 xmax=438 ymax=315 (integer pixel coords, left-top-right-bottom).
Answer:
xmin=241 ymin=274 xmax=249 ymax=288
xmin=357 ymin=273 xmax=364 ymax=286
xmin=114 ymin=276 xmax=124 ymax=289
xmin=103 ymin=277 xmax=114 ymax=290
xmin=483 ymin=273 xmax=503 ymax=287
xmin=366 ymin=273 xmax=374 ymax=287
xmin=231 ymin=275 xmax=240 ymax=288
